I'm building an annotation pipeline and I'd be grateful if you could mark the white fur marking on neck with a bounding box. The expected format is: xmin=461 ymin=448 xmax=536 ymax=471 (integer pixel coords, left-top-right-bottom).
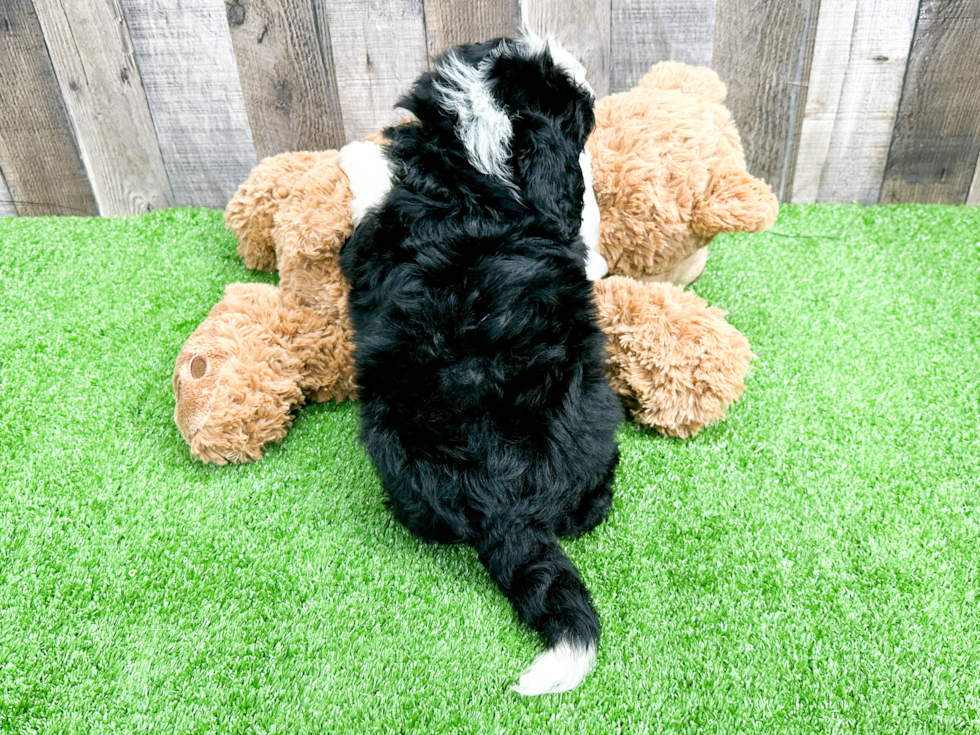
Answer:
xmin=339 ymin=141 xmax=394 ymax=227
xmin=510 ymin=639 xmax=597 ymax=696
xmin=580 ymin=150 xmax=606 ymax=280
xmin=433 ymin=51 xmax=514 ymax=182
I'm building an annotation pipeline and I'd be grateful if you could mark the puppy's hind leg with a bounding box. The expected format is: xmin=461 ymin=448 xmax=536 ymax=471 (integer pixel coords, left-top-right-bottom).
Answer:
xmin=556 ymin=450 xmax=618 ymax=538
xmin=388 ymin=497 xmax=466 ymax=545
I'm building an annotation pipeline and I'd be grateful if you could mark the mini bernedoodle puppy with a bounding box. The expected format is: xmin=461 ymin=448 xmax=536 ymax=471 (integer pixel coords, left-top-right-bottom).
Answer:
xmin=339 ymin=32 xmax=622 ymax=695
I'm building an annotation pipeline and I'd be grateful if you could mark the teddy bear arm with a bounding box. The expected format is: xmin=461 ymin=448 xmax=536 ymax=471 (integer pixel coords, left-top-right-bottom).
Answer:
xmin=692 ymin=169 xmax=779 ymax=236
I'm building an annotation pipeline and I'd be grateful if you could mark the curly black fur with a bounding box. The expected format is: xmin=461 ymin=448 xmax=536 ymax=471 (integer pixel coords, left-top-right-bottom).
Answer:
xmin=340 ymin=37 xmax=621 ymax=676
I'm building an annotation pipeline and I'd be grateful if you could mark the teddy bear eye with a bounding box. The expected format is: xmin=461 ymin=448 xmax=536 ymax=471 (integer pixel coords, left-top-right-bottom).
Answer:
xmin=190 ymin=356 xmax=208 ymax=379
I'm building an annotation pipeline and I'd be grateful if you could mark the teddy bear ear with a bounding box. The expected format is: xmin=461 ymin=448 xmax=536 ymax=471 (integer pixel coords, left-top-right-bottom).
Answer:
xmin=691 ymin=169 xmax=779 ymax=236
xmin=637 ymin=61 xmax=727 ymax=104
xmin=225 ymin=151 xmax=336 ymax=273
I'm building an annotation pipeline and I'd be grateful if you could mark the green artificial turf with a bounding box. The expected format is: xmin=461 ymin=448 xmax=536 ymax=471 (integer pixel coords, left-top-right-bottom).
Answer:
xmin=1 ymin=204 xmax=978 ymax=733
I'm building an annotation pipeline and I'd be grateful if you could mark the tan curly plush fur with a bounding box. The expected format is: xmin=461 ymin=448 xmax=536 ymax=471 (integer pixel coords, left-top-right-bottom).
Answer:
xmin=174 ymin=152 xmax=357 ymax=463
xmin=590 ymin=62 xmax=777 ymax=281
xmin=173 ymin=62 xmax=777 ymax=464
xmin=594 ymin=276 xmax=752 ymax=438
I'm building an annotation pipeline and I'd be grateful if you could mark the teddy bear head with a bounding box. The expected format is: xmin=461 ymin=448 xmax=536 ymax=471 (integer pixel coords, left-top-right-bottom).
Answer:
xmin=588 ymin=61 xmax=778 ymax=284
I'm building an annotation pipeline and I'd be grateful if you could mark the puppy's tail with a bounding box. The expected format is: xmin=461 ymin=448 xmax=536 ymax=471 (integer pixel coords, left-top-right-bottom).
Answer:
xmin=477 ymin=526 xmax=600 ymax=695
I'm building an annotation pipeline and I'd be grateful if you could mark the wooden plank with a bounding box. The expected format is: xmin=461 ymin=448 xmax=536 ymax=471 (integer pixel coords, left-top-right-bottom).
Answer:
xmin=316 ymin=0 xmax=429 ymax=141
xmin=806 ymin=0 xmax=919 ymax=204
xmin=712 ymin=0 xmax=821 ymax=201
xmin=610 ymin=0 xmax=717 ymax=94
xmin=0 ymin=0 xmax=97 ymax=216
xmin=0 ymin=168 xmax=17 ymax=217
xmin=790 ymin=0 xmax=857 ymax=203
xmin=969 ymin=154 xmax=980 ymax=206
xmin=33 ymin=0 xmax=174 ymax=216
xmin=424 ymin=0 xmax=520 ymax=58
xmin=521 ymin=0 xmax=612 ymax=99
xmin=119 ymin=0 xmax=257 ymax=209
xmin=226 ymin=0 xmax=345 ymax=159
xmin=881 ymin=0 xmax=980 ymax=204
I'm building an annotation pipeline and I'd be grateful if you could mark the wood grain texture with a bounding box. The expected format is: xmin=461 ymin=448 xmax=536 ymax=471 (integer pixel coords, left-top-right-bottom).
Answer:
xmin=521 ymin=0 xmax=611 ymax=98
xmin=33 ymin=0 xmax=174 ymax=216
xmin=791 ymin=0 xmax=856 ymax=203
xmin=226 ymin=0 xmax=345 ymax=158
xmin=0 ymin=1 xmax=97 ymax=216
xmin=119 ymin=0 xmax=257 ymax=209
xmin=969 ymin=156 xmax=980 ymax=205
xmin=712 ymin=0 xmax=821 ymax=201
xmin=0 ymin=168 xmax=17 ymax=217
xmin=317 ymin=0 xmax=429 ymax=141
xmin=806 ymin=0 xmax=918 ymax=204
xmin=610 ymin=0 xmax=717 ymax=93
xmin=424 ymin=0 xmax=520 ymax=58
xmin=881 ymin=0 xmax=980 ymax=204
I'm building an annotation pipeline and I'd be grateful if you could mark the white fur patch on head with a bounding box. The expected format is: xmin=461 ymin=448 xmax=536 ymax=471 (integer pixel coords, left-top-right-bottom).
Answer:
xmin=516 ymin=26 xmax=548 ymax=57
xmin=579 ymin=149 xmax=606 ymax=280
xmin=430 ymin=34 xmax=591 ymax=184
xmin=516 ymin=28 xmax=593 ymax=96
xmin=432 ymin=50 xmax=514 ymax=182
xmin=339 ymin=140 xmax=394 ymax=227
xmin=547 ymin=37 xmax=593 ymax=96
xmin=510 ymin=638 xmax=597 ymax=696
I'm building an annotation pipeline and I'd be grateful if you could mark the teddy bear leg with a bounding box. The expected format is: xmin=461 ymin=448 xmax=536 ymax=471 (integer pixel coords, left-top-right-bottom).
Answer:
xmin=594 ymin=276 xmax=752 ymax=438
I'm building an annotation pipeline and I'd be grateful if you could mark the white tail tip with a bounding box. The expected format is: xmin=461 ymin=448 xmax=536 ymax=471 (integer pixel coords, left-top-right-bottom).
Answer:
xmin=510 ymin=639 xmax=597 ymax=696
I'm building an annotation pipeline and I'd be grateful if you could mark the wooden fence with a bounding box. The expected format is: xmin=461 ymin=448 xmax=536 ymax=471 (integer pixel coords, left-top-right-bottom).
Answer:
xmin=1 ymin=0 xmax=979 ymax=216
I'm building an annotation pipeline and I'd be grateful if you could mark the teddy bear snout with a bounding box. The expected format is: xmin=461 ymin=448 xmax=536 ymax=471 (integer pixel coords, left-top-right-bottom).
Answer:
xmin=190 ymin=356 xmax=208 ymax=379
xmin=174 ymin=398 xmax=208 ymax=444
xmin=173 ymin=353 xmax=214 ymax=443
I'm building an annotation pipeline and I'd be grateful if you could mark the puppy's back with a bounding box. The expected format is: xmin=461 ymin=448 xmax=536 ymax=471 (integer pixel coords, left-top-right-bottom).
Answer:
xmin=341 ymin=33 xmax=621 ymax=696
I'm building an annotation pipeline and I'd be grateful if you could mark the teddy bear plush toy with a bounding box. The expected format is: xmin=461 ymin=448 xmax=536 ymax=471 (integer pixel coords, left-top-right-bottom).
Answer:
xmin=172 ymin=61 xmax=778 ymax=464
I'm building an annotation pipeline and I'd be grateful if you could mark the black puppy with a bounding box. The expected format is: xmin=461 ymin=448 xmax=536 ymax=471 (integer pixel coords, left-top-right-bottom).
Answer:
xmin=339 ymin=32 xmax=622 ymax=695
